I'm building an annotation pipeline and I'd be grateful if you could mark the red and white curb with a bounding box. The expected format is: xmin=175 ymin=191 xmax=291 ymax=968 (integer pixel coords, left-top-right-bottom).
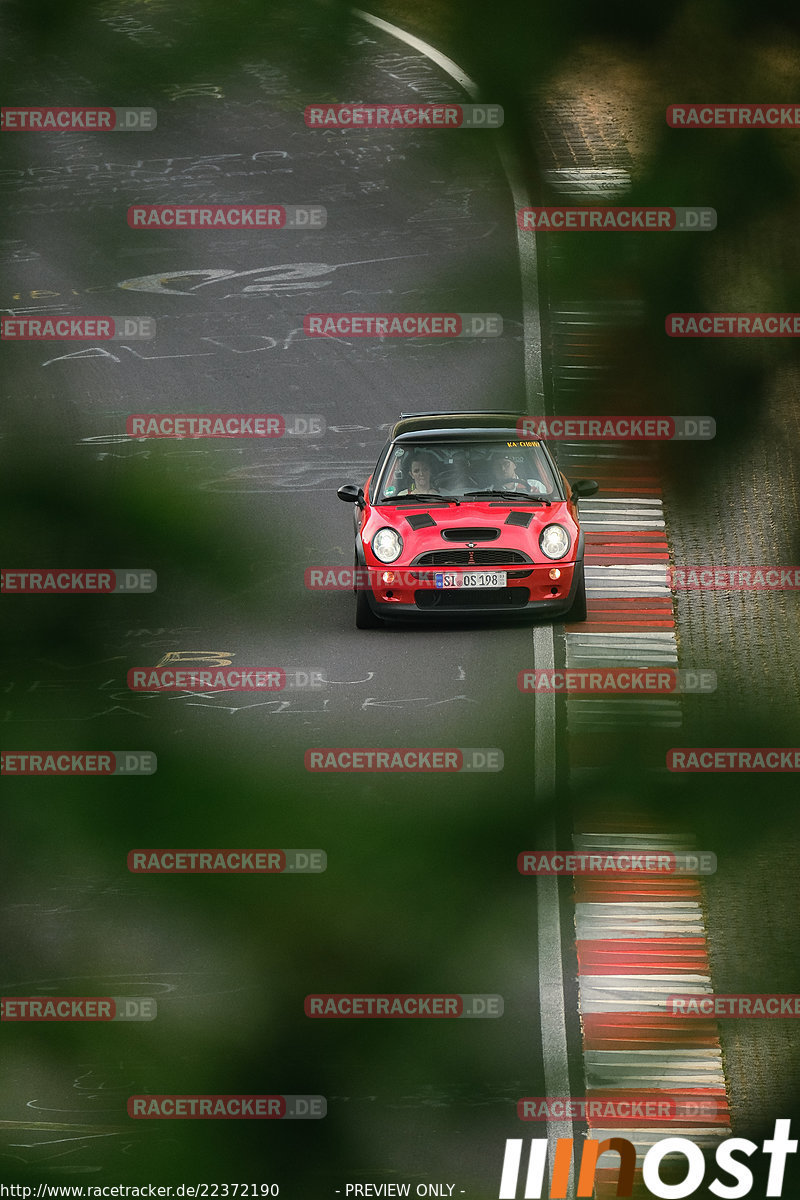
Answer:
xmin=573 ymin=830 xmax=730 ymax=1195
xmin=554 ymin=439 xmax=731 ymax=1194
xmin=562 ymin=442 xmax=679 ymax=732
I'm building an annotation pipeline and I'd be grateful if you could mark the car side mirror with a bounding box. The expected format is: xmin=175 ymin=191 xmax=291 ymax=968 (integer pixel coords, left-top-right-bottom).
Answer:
xmin=571 ymin=479 xmax=599 ymax=500
xmin=337 ymin=483 xmax=365 ymax=508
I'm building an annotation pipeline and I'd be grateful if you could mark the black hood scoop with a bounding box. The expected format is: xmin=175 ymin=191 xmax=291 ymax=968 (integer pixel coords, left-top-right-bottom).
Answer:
xmin=404 ymin=512 xmax=437 ymax=530
xmin=505 ymin=511 xmax=534 ymax=529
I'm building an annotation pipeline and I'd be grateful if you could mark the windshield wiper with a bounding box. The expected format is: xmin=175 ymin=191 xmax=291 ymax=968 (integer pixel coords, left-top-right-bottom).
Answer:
xmin=462 ymin=490 xmax=551 ymax=506
xmin=381 ymin=493 xmax=461 ymax=506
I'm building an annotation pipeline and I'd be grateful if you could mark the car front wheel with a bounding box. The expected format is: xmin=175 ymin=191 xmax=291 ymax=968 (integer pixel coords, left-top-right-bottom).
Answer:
xmin=355 ymin=552 xmax=382 ymax=628
xmin=563 ymin=562 xmax=587 ymax=622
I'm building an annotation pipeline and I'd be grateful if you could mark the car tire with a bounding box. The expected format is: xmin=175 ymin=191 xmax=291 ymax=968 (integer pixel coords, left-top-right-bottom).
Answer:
xmin=354 ymin=553 xmax=382 ymax=628
xmin=356 ymin=586 xmax=382 ymax=629
xmin=564 ymin=562 xmax=587 ymax=622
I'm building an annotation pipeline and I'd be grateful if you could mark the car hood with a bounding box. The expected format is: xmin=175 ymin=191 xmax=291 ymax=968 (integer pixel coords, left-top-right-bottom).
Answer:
xmin=362 ymin=499 xmax=578 ymax=561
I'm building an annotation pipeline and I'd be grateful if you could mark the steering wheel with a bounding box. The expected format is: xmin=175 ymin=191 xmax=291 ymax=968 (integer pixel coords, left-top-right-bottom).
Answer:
xmin=436 ymin=467 xmax=479 ymax=492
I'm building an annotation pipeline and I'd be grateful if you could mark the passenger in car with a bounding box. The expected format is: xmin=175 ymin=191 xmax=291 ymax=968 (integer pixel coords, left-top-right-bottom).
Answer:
xmin=398 ymin=452 xmax=440 ymax=495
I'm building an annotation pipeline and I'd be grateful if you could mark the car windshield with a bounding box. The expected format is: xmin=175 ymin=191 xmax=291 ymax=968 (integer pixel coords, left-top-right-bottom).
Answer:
xmin=375 ymin=440 xmax=558 ymax=503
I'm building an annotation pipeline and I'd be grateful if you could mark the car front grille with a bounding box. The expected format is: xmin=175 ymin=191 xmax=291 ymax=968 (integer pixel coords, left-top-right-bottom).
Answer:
xmin=413 ymin=548 xmax=531 ymax=566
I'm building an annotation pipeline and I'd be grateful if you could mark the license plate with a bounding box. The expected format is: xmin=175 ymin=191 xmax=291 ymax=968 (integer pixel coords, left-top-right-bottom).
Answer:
xmin=434 ymin=571 xmax=507 ymax=589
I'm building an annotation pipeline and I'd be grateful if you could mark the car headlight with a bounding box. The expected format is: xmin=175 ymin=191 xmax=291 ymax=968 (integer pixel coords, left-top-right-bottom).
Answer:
xmin=539 ymin=523 xmax=571 ymax=560
xmin=371 ymin=527 xmax=404 ymax=563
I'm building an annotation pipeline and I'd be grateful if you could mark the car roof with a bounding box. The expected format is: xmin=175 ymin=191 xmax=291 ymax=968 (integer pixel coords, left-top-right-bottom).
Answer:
xmin=392 ymin=411 xmax=540 ymax=443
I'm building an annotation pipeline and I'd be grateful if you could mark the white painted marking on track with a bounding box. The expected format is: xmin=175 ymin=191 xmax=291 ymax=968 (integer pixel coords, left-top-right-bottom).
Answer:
xmin=577 ymin=915 xmax=707 ymax=940
xmin=580 ymin=975 xmax=713 ymax=1013
xmin=586 ymin=1129 xmax=728 ymax=1166
xmin=573 ymin=832 xmax=696 ymax=850
xmin=352 ymin=10 xmax=479 ymax=96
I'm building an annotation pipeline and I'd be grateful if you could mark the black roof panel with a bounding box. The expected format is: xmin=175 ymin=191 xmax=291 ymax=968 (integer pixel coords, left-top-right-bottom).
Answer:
xmin=392 ymin=411 xmax=534 ymax=442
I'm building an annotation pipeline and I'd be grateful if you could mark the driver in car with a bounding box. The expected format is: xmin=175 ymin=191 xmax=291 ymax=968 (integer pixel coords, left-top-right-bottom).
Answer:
xmin=489 ymin=451 xmax=547 ymax=494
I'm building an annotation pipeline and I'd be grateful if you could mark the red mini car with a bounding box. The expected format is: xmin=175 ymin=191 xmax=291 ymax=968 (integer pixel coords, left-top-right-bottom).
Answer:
xmin=337 ymin=412 xmax=598 ymax=628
